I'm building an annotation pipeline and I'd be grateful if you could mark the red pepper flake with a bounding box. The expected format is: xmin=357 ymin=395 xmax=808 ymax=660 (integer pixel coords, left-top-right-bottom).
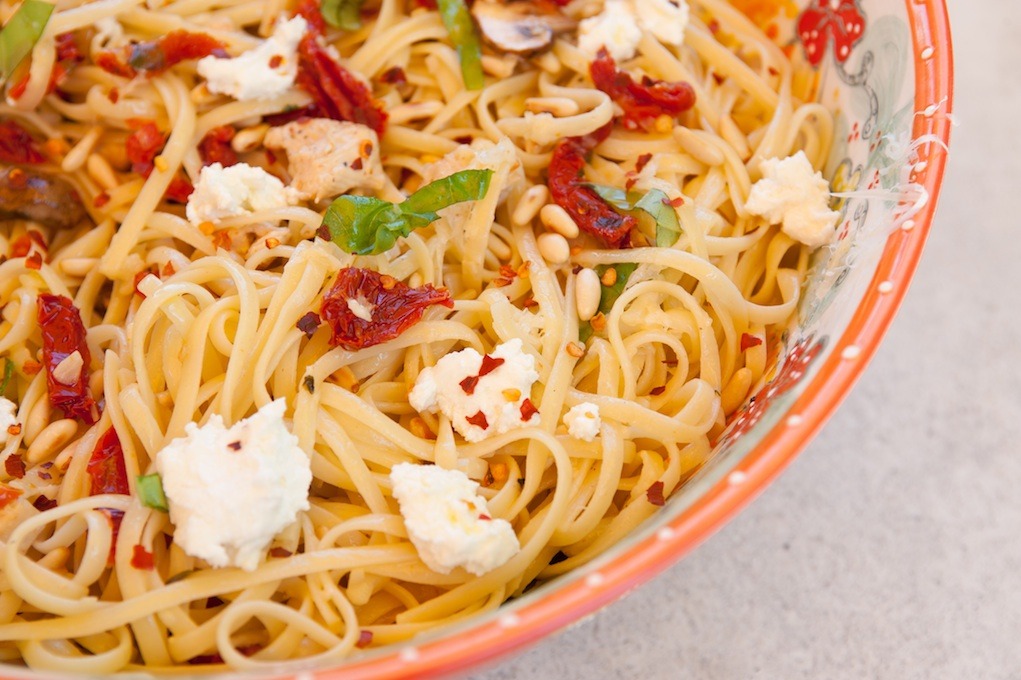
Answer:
xmin=350 ymin=157 xmax=364 ymax=170
xmin=33 ymin=495 xmax=57 ymax=511
xmin=22 ymin=360 xmax=42 ymax=376
xmin=296 ymin=311 xmax=321 ymax=338
xmin=646 ymin=481 xmax=666 ymax=506
xmin=522 ymin=297 xmax=538 ymax=309
xmin=519 ymin=398 xmax=538 ymax=422
xmin=0 ymin=484 xmax=21 ymax=510
xmin=711 ymin=73 xmax=726 ymax=86
xmin=198 ymin=126 xmax=238 ymax=167
xmin=479 ymin=354 xmax=505 ymax=377
xmin=161 ymin=261 xmax=177 ymax=277
xmin=6 ymin=424 xmax=21 ymax=436
xmin=268 ymin=54 xmax=284 ymax=69
xmin=0 ymin=120 xmax=46 ymax=165
xmin=740 ymin=333 xmax=763 ymax=351
xmin=635 ymin=153 xmax=653 ymax=173
xmin=664 ymin=196 xmax=684 ymax=208
xmin=355 ymin=630 xmax=374 ymax=649
xmin=4 ymin=454 xmax=26 ymax=479
xmin=131 ymin=544 xmax=155 ymax=570
xmin=466 ymin=410 xmax=489 ymax=430
xmin=87 ymin=427 xmax=129 ymax=497
xmin=295 ymin=33 xmax=388 ymax=135
xmin=38 ymin=294 xmax=98 ymax=423
xmin=378 ymin=66 xmax=407 ymax=85
xmin=164 ymin=175 xmax=195 ymax=203
xmin=269 ymin=547 xmax=292 ymax=558
xmin=227 ymin=441 xmax=242 ymax=451
xmin=649 ymin=386 xmax=666 ymax=396
xmin=126 ymin=121 xmax=166 ymax=177
xmin=320 ymin=268 xmax=453 ymax=351
xmin=10 ymin=234 xmax=32 ymax=258
xmin=25 ymin=252 xmax=42 ymax=270
xmin=459 ymin=374 xmax=480 ymax=395
xmin=548 ymin=123 xmax=635 ymax=248
xmin=478 ymin=513 xmax=491 ymax=521
xmin=498 ymin=264 xmax=517 ymax=279
xmin=589 ymin=48 xmax=696 ymax=132
xmin=94 ymin=192 xmax=112 ymax=208
xmin=135 ymin=31 xmax=228 ymax=74
xmin=95 ymin=51 xmax=136 ymax=77
xmin=108 ymin=87 xmax=120 ymax=103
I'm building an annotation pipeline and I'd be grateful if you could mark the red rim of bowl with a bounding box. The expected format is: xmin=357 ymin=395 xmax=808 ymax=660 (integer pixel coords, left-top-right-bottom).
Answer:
xmin=314 ymin=1 xmax=955 ymax=678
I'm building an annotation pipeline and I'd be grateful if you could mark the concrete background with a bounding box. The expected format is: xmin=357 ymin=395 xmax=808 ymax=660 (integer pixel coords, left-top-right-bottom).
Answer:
xmin=470 ymin=1 xmax=1021 ymax=678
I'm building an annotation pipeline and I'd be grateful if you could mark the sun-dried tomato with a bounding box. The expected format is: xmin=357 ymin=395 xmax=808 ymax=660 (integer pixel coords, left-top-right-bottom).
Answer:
xmin=589 ymin=48 xmax=696 ymax=132
xmin=466 ymin=411 xmax=489 ymax=429
xmin=97 ymin=30 xmax=227 ymax=78
xmin=87 ymin=427 xmax=129 ymax=496
xmin=131 ymin=544 xmax=155 ymax=570
xmin=319 ymin=268 xmax=452 ymax=351
xmin=0 ymin=121 xmax=46 ymax=165
xmin=0 ymin=484 xmax=21 ymax=510
xmin=32 ymin=495 xmax=57 ymax=511
xmin=125 ymin=121 xmax=165 ymax=177
xmin=164 ymin=175 xmax=194 ymax=203
xmin=296 ymin=34 xmax=387 ymax=135
xmin=548 ymin=122 xmax=635 ymax=248
xmin=37 ymin=294 xmax=98 ymax=424
xmin=294 ymin=0 xmax=327 ymax=35
xmin=198 ymin=126 xmax=238 ymax=167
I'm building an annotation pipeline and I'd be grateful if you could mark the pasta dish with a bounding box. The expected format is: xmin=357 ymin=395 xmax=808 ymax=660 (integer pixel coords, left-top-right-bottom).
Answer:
xmin=0 ymin=0 xmax=839 ymax=671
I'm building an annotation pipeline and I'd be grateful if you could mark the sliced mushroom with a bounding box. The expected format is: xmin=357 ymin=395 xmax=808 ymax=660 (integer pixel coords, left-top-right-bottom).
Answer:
xmin=471 ymin=0 xmax=577 ymax=55
xmin=0 ymin=166 xmax=86 ymax=230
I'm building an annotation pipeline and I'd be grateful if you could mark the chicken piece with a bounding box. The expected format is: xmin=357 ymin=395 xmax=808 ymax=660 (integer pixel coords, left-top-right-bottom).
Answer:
xmin=0 ymin=166 xmax=86 ymax=230
xmin=263 ymin=118 xmax=385 ymax=202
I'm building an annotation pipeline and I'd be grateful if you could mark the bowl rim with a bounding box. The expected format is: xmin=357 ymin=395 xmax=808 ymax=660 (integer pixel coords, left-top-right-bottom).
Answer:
xmin=312 ymin=1 xmax=954 ymax=677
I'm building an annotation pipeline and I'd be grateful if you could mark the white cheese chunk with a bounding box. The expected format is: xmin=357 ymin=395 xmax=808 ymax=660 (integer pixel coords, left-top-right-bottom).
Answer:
xmin=197 ymin=16 xmax=307 ymax=101
xmin=745 ymin=151 xmax=840 ymax=248
xmin=390 ymin=462 xmax=519 ymax=575
xmin=634 ymin=0 xmax=689 ymax=47
xmin=563 ymin=402 xmax=601 ymax=442
xmin=186 ymin=162 xmax=300 ymax=225
xmin=578 ymin=0 xmax=643 ymax=61
xmin=409 ymin=339 xmax=539 ymax=443
xmin=0 ymin=397 xmax=18 ymax=446
xmin=264 ymin=118 xmax=385 ymax=202
xmin=154 ymin=399 xmax=312 ymax=571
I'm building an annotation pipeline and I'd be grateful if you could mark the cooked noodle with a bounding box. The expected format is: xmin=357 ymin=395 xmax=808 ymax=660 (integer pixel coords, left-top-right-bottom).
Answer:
xmin=0 ymin=0 xmax=833 ymax=671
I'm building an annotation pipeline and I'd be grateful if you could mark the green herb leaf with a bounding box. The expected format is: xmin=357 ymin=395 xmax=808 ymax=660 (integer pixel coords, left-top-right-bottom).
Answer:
xmin=323 ymin=169 xmax=493 ymax=255
xmin=137 ymin=473 xmax=169 ymax=513
xmin=585 ymin=184 xmax=683 ymax=247
xmin=436 ymin=0 xmax=484 ymax=90
xmin=0 ymin=358 xmax=13 ymax=394
xmin=597 ymin=263 xmax=638 ymax=315
xmin=0 ymin=0 xmax=54 ymax=85
xmin=320 ymin=0 xmax=365 ymax=31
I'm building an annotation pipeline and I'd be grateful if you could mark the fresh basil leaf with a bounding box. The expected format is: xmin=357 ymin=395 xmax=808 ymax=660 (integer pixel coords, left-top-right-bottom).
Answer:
xmin=0 ymin=0 xmax=54 ymax=85
xmin=586 ymin=183 xmax=683 ymax=247
xmin=323 ymin=169 xmax=493 ymax=255
xmin=320 ymin=0 xmax=365 ymax=31
xmin=634 ymin=189 xmax=682 ymax=247
xmin=137 ymin=473 xmax=169 ymax=512
xmin=0 ymin=358 xmax=13 ymax=394
xmin=436 ymin=0 xmax=484 ymax=90
xmin=597 ymin=263 xmax=637 ymax=315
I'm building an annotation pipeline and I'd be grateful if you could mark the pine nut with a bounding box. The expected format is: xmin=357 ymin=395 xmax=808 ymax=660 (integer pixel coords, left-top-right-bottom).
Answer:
xmin=539 ymin=203 xmax=580 ymax=238
xmin=86 ymin=153 xmax=118 ymax=191
xmin=23 ymin=398 xmax=51 ymax=446
xmin=537 ymin=232 xmax=570 ymax=264
xmin=525 ymin=97 xmax=580 ymax=117
xmin=534 ymin=50 xmax=561 ymax=75
xmin=511 ymin=185 xmax=549 ymax=227
xmin=575 ymin=268 xmax=601 ymax=321
xmin=721 ymin=367 xmax=753 ymax=415
xmin=26 ymin=419 xmax=78 ymax=465
xmin=673 ymin=127 xmax=725 ymax=166
xmin=231 ymin=124 xmax=269 ymax=153
xmin=720 ymin=115 xmax=750 ymax=160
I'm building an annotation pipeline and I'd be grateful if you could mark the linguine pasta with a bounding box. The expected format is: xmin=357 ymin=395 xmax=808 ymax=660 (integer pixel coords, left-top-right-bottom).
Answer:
xmin=0 ymin=0 xmax=835 ymax=671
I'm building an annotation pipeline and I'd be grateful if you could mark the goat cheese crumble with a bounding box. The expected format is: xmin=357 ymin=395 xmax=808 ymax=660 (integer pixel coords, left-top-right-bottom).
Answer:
xmin=409 ymin=339 xmax=540 ymax=443
xmin=390 ymin=463 xmax=519 ymax=575
xmin=264 ymin=119 xmax=385 ymax=202
xmin=0 ymin=398 xmax=18 ymax=445
xmin=578 ymin=0 xmax=690 ymax=61
xmin=563 ymin=402 xmax=601 ymax=442
xmin=153 ymin=399 xmax=312 ymax=571
xmin=745 ymin=151 xmax=840 ymax=248
xmin=186 ymin=162 xmax=300 ymax=225
xmin=197 ymin=16 xmax=307 ymax=101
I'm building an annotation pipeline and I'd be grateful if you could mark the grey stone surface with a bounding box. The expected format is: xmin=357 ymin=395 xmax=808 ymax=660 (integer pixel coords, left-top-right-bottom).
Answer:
xmin=468 ymin=2 xmax=1020 ymax=678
